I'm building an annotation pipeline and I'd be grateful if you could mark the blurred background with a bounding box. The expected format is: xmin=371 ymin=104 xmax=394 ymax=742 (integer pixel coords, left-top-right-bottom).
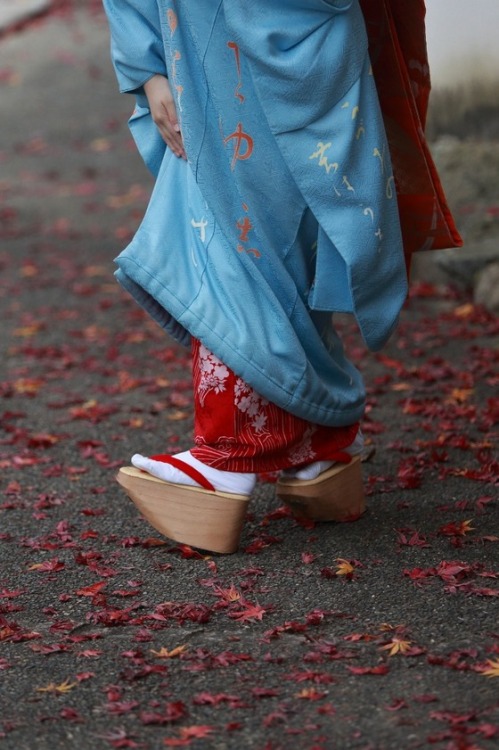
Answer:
xmin=421 ymin=0 xmax=499 ymax=304
xmin=427 ymin=0 xmax=499 ymax=86
xmin=426 ymin=0 xmax=499 ymax=140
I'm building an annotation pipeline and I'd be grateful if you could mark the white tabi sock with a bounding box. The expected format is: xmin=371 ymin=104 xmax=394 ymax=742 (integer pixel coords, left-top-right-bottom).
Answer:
xmin=131 ymin=450 xmax=256 ymax=496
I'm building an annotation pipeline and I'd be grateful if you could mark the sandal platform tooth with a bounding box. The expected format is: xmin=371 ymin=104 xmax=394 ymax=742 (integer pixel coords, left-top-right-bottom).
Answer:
xmin=275 ymin=455 xmax=365 ymax=522
xmin=116 ymin=466 xmax=249 ymax=554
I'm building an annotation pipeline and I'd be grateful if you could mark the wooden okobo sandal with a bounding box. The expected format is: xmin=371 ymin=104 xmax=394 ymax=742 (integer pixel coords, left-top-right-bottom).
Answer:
xmin=275 ymin=455 xmax=365 ymax=522
xmin=116 ymin=456 xmax=250 ymax=554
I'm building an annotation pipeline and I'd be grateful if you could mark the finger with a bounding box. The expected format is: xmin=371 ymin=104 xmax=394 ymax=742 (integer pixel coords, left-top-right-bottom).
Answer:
xmin=163 ymin=100 xmax=186 ymax=157
xmin=157 ymin=120 xmax=185 ymax=157
xmin=159 ymin=124 xmax=186 ymax=159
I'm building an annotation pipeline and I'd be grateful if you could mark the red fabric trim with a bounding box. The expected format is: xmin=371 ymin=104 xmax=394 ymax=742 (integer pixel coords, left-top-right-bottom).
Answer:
xmin=327 ymin=451 xmax=353 ymax=465
xmin=150 ymin=454 xmax=216 ymax=492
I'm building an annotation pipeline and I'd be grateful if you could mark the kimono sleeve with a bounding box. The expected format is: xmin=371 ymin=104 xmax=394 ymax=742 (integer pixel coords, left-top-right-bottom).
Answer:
xmin=103 ymin=0 xmax=167 ymax=94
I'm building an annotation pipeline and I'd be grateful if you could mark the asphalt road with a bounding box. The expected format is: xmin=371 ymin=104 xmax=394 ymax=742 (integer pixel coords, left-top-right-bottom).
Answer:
xmin=0 ymin=8 xmax=498 ymax=750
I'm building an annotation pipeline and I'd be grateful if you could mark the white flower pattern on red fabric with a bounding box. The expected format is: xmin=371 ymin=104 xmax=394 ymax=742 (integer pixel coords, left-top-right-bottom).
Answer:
xmin=234 ymin=377 xmax=270 ymax=436
xmin=287 ymin=425 xmax=317 ymax=466
xmin=195 ymin=344 xmax=230 ymax=406
xmin=191 ymin=341 xmax=355 ymax=471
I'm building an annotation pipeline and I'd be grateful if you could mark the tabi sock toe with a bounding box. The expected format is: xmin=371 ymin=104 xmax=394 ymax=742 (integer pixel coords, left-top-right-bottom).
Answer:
xmin=131 ymin=450 xmax=256 ymax=496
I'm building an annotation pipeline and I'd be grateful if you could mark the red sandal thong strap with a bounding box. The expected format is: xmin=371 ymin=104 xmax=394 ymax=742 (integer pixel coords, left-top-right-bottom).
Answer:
xmin=150 ymin=454 xmax=216 ymax=492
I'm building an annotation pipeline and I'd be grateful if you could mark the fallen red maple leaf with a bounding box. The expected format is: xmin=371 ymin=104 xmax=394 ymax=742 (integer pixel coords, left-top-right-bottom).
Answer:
xmin=105 ymin=700 xmax=140 ymax=716
xmin=385 ymin=698 xmax=408 ymax=711
xmin=163 ymin=725 xmax=214 ymax=747
xmin=59 ymin=707 xmax=84 ymax=723
xmin=212 ymin=651 xmax=252 ymax=668
xmin=229 ymin=600 xmax=266 ymax=623
xmin=301 ymin=552 xmax=317 ymax=564
xmin=76 ymin=581 xmax=107 ymax=597
xmin=347 ymin=664 xmax=390 ymax=675
xmin=193 ymin=692 xmax=245 ymax=709
xmin=97 ymin=728 xmax=143 ymax=748
xmin=169 ymin=544 xmax=206 ymax=560
xmin=139 ymin=701 xmax=187 ymax=725
xmin=438 ymin=520 xmax=474 ymax=537
xmin=396 ymin=528 xmax=430 ymax=547
xmin=27 ymin=558 xmax=65 ymax=573
xmin=77 ymin=649 xmax=103 ymax=658
xmin=286 ymin=670 xmax=334 ymax=684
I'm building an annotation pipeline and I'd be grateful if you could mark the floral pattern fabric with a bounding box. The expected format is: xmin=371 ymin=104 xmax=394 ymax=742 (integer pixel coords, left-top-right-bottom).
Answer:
xmin=190 ymin=340 xmax=359 ymax=473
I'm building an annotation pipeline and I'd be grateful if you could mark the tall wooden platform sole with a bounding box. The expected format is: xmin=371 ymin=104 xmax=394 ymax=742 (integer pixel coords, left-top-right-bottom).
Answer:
xmin=116 ymin=466 xmax=249 ymax=554
xmin=275 ymin=456 xmax=365 ymax=522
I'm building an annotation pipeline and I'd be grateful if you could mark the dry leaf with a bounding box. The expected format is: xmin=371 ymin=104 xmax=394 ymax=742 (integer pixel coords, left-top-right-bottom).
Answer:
xmin=37 ymin=679 xmax=77 ymax=694
xmin=380 ymin=638 xmax=413 ymax=656
xmin=150 ymin=645 xmax=188 ymax=659
xmin=335 ymin=559 xmax=355 ymax=576
xmin=481 ymin=659 xmax=499 ymax=678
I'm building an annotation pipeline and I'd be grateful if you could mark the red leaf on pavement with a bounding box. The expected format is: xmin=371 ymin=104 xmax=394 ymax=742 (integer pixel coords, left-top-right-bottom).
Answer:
xmin=301 ymin=552 xmax=317 ymax=564
xmin=163 ymin=725 xmax=214 ymax=747
xmin=105 ymin=700 xmax=140 ymax=716
xmin=76 ymin=581 xmax=107 ymax=597
xmin=438 ymin=520 xmax=474 ymax=537
xmin=77 ymin=649 xmax=103 ymax=658
xmin=229 ymin=600 xmax=266 ymax=623
xmin=347 ymin=664 xmax=390 ymax=675
xmin=59 ymin=707 xmax=84 ymax=722
xmin=69 ymin=400 xmax=119 ymax=423
xmin=76 ymin=672 xmax=95 ymax=682
xmin=139 ymin=701 xmax=187 ymax=725
xmin=244 ymin=535 xmax=282 ymax=554
xmin=97 ymin=729 xmax=143 ymax=748
xmin=396 ymin=529 xmax=430 ymax=547
xmin=478 ymin=723 xmax=499 ymax=739
xmin=27 ymin=432 xmax=61 ymax=448
xmin=212 ymin=651 xmax=252 ymax=668
xmin=28 ymin=558 xmax=65 ymax=573
xmin=169 ymin=544 xmax=205 ymax=560
xmin=193 ymin=693 xmax=245 ymax=709
xmin=286 ymin=670 xmax=334 ymax=684
xmin=385 ymin=698 xmax=408 ymax=711
xmin=412 ymin=694 xmax=439 ymax=704
xmin=29 ymin=642 xmax=71 ymax=655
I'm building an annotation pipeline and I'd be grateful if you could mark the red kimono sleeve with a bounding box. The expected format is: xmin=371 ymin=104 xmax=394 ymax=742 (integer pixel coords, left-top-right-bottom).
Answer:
xmin=360 ymin=0 xmax=463 ymax=272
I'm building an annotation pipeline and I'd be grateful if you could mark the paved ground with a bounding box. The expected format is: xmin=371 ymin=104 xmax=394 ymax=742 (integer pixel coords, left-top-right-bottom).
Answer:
xmin=0 ymin=8 xmax=498 ymax=750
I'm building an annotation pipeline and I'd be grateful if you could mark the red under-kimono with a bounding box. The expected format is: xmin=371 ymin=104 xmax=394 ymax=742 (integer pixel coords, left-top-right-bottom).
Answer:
xmin=360 ymin=0 xmax=462 ymax=265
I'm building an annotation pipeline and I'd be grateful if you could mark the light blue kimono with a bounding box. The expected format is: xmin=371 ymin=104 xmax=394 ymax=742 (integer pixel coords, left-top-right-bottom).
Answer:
xmin=103 ymin=0 xmax=407 ymax=426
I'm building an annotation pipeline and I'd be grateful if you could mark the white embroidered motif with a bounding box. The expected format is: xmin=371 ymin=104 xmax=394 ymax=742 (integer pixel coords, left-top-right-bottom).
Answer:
xmin=287 ymin=425 xmax=317 ymax=466
xmin=195 ymin=344 xmax=230 ymax=406
xmin=234 ymin=378 xmax=269 ymax=435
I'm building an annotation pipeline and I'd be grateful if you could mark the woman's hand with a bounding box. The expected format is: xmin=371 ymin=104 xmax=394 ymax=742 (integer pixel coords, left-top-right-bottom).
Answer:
xmin=143 ymin=74 xmax=186 ymax=159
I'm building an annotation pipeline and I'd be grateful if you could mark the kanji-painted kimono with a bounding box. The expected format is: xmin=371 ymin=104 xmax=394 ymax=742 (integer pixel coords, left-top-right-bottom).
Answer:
xmin=103 ymin=0 xmax=461 ymax=427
